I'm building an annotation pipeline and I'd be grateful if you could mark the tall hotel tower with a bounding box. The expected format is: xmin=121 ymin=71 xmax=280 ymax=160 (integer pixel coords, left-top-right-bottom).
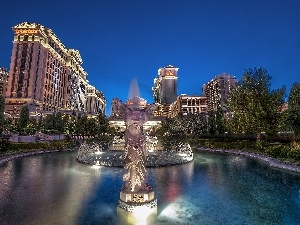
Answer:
xmin=5 ymin=22 xmax=106 ymax=118
xmin=0 ymin=67 xmax=8 ymax=97
xmin=202 ymin=73 xmax=237 ymax=111
xmin=153 ymin=65 xmax=178 ymax=105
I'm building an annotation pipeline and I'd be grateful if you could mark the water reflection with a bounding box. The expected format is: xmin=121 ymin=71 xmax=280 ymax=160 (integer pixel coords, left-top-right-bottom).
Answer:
xmin=0 ymin=151 xmax=300 ymax=225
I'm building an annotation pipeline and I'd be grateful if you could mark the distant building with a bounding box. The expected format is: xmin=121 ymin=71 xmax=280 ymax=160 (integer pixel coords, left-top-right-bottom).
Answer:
xmin=280 ymin=102 xmax=288 ymax=112
xmin=0 ymin=67 xmax=8 ymax=97
xmin=152 ymin=65 xmax=179 ymax=117
xmin=152 ymin=103 xmax=165 ymax=118
xmin=202 ymin=73 xmax=237 ymax=111
xmin=86 ymin=85 xmax=106 ymax=116
xmin=153 ymin=65 xmax=178 ymax=105
xmin=4 ymin=22 xmax=105 ymax=119
xmin=168 ymin=94 xmax=208 ymax=118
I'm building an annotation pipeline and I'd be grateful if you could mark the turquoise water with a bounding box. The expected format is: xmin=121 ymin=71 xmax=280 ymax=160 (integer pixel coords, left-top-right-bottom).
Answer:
xmin=0 ymin=151 xmax=299 ymax=225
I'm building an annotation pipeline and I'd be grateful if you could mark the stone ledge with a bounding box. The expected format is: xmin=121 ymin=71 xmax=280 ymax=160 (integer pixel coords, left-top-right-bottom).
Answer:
xmin=0 ymin=148 xmax=74 ymax=165
xmin=117 ymin=198 xmax=157 ymax=212
xmin=197 ymin=147 xmax=300 ymax=173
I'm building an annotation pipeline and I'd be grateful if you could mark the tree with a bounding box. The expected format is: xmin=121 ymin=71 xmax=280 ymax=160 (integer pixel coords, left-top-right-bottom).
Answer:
xmin=44 ymin=114 xmax=55 ymax=132
xmin=155 ymin=117 xmax=172 ymax=137
xmin=156 ymin=113 xmax=208 ymax=138
xmin=97 ymin=113 xmax=113 ymax=135
xmin=215 ymin=108 xmax=226 ymax=134
xmin=25 ymin=118 xmax=38 ymax=135
xmin=225 ymin=67 xmax=285 ymax=138
xmin=74 ymin=114 xmax=87 ymax=136
xmin=54 ymin=112 xmax=64 ymax=133
xmin=189 ymin=113 xmax=208 ymax=136
xmin=287 ymin=82 xmax=300 ymax=136
xmin=208 ymin=108 xmax=226 ymax=136
xmin=68 ymin=112 xmax=77 ymax=135
xmin=0 ymin=96 xmax=4 ymax=134
xmin=62 ymin=114 xmax=70 ymax=134
xmin=208 ymin=112 xmax=217 ymax=135
xmin=18 ymin=105 xmax=30 ymax=133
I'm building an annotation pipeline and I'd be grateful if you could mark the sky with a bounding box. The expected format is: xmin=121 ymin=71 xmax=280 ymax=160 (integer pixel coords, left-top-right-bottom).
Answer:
xmin=1 ymin=0 xmax=299 ymax=115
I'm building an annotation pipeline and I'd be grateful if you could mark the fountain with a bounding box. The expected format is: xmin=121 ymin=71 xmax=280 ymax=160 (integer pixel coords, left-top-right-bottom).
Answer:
xmin=113 ymin=97 xmax=157 ymax=224
xmin=76 ymin=78 xmax=193 ymax=168
xmin=76 ymin=79 xmax=194 ymax=224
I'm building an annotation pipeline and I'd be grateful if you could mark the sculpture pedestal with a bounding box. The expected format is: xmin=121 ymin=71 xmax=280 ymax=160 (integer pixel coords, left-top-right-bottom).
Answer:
xmin=117 ymin=190 xmax=157 ymax=225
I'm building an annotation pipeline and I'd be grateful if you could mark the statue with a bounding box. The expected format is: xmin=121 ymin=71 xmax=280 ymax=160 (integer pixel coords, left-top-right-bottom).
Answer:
xmin=113 ymin=98 xmax=155 ymax=192
xmin=115 ymin=84 xmax=157 ymax=223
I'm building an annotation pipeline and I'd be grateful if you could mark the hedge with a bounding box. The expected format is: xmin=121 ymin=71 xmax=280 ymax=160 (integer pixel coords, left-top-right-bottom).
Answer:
xmin=0 ymin=139 xmax=11 ymax=152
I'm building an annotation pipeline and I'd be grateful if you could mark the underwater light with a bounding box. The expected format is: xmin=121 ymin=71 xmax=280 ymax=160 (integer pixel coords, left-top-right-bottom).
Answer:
xmin=132 ymin=205 xmax=151 ymax=225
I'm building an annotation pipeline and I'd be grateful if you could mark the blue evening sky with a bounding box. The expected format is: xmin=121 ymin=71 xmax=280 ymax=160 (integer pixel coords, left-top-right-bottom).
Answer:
xmin=1 ymin=0 xmax=299 ymax=115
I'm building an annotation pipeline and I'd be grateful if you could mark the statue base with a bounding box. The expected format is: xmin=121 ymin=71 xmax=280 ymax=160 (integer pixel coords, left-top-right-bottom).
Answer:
xmin=117 ymin=190 xmax=157 ymax=225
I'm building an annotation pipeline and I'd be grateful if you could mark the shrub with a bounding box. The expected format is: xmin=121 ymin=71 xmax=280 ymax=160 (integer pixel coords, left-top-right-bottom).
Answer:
xmin=0 ymin=139 xmax=11 ymax=152
xmin=287 ymin=149 xmax=300 ymax=161
xmin=8 ymin=140 xmax=77 ymax=152
xmin=287 ymin=142 xmax=300 ymax=160
xmin=291 ymin=142 xmax=300 ymax=150
xmin=265 ymin=145 xmax=284 ymax=158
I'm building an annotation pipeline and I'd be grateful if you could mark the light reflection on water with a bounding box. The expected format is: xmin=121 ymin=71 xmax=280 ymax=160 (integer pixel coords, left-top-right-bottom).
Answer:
xmin=0 ymin=151 xmax=300 ymax=225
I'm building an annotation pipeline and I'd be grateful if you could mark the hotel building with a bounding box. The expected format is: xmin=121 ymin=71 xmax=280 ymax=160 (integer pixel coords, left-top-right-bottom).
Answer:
xmin=86 ymin=85 xmax=106 ymax=115
xmin=0 ymin=67 xmax=8 ymax=97
xmin=168 ymin=94 xmax=208 ymax=118
xmin=152 ymin=65 xmax=179 ymax=117
xmin=202 ymin=73 xmax=237 ymax=112
xmin=5 ymin=22 xmax=106 ymax=119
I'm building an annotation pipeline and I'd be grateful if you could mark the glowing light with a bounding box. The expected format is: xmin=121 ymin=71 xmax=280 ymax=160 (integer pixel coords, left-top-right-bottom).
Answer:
xmin=159 ymin=202 xmax=180 ymax=219
xmin=92 ymin=164 xmax=100 ymax=168
xmin=92 ymin=164 xmax=101 ymax=176
xmin=118 ymin=203 xmax=157 ymax=225
xmin=95 ymin=150 xmax=103 ymax=155
xmin=132 ymin=205 xmax=150 ymax=225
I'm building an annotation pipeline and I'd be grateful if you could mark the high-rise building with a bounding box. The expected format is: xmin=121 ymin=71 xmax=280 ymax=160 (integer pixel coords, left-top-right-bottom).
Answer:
xmin=153 ymin=65 xmax=178 ymax=105
xmin=5 ymin=22 xmax=105 ymax=119
xmin=152 ymin=65 xmax=179 ymax=117
xmin=202 ymin=73 xmax=237 ymax=112
xmin=0 ymin=67 xmax=8 ymax=97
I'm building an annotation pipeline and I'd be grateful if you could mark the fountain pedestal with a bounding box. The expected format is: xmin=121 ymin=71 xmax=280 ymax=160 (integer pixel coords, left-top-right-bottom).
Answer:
xmin=117 ymin=189 xmax=157 ymax=225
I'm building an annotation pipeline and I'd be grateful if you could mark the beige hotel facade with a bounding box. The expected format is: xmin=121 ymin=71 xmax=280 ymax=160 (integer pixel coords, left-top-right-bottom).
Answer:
xmin=4 ymin=22 xmax=106 ymax=119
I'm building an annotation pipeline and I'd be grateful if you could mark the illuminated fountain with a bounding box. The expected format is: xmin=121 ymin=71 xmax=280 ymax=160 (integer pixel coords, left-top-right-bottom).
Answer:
xmin=76 ymin=79 xmax=193 ymax=224
xmin=76 ymin=79 xmax=193 ymax=167
xmin=113 ymin=97 xmax=157 ymax=224
xmin=113 ymin=79 xmax=155 ymax=224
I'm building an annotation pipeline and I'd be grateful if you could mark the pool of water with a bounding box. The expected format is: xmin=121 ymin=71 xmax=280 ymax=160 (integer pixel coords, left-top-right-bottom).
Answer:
xmin=0 ymin=151 xmax=300 ymax=225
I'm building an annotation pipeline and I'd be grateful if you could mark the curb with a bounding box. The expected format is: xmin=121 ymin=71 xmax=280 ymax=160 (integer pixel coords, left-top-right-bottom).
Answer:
xmin=0 ymin=148 xmax=75 ymax=165
xmin=197 ymin=147 xmax=300 ymax=173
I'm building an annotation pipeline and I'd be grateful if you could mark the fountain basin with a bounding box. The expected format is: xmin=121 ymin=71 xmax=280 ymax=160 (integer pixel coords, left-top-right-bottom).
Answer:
xmin=77 ymin=150 xmax=193 ymax=167
xmin=1 ymin=151 xmax=300 ymax=224
xmin=77 ymin=140 xmax=193 ymax=167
